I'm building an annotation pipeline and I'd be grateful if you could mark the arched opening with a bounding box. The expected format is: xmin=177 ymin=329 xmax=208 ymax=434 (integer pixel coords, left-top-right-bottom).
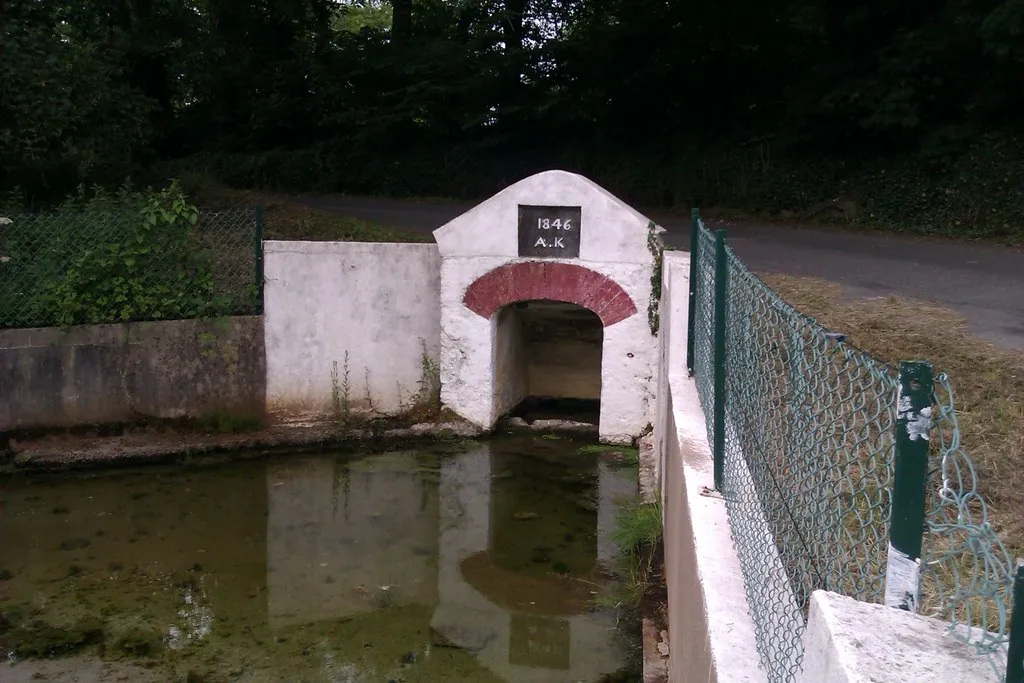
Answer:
xmin=463 ymin=261 xmax=637 ymax=327
xmin=492 ymin=299 xmax=603 ymax=424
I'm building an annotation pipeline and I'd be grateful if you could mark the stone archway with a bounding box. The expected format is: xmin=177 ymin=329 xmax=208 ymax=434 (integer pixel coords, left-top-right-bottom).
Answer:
xmin=462 ymin=262 xmax=638 ymax=327
xmin=464 ymin=262 xmax=639 ymax=426
xmin=433 ymin=169 xmax=662 ymax=443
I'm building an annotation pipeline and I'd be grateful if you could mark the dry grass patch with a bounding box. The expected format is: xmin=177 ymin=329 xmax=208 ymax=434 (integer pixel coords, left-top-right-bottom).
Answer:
xmin=761 ymin=273 xmax=1024 ymax=560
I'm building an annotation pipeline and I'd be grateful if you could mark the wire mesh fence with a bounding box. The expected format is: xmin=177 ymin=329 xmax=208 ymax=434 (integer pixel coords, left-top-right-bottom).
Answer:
xmin=687 ymin=214 xmax=1017 ymax=682
xmin=0 ymin=206 xmax=261 ymax=329
xmin=691 ymin=224 xmax=717 ymax=432
xmin=921 ymin=373 xmax=1017 ymax=678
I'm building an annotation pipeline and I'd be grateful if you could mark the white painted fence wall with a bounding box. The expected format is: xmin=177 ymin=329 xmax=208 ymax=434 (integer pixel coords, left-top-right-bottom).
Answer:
xmin=654 ymin=251 xmax=766 ymax=682
xmin=263 ymin=241 xmax=441 ymax=421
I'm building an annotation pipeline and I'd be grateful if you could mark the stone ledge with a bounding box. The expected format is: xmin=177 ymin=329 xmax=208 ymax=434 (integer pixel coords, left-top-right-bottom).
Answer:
xmin=263 ymin=240 xmax=439 ymax=254
xmin=5 ymin=420 xmax=483 ymax=472
xmin=798 ymin=590 xmax=999 ymax=683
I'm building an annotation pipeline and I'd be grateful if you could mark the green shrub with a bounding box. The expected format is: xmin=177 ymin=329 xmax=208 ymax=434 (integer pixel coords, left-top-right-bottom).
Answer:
xmin=1 ymin=182 xmax=235 ymax=328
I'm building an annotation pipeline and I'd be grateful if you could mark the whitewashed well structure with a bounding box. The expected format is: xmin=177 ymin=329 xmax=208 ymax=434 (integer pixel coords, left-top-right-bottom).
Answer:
xmin=434 ymin=170 xmax=663 ymax=444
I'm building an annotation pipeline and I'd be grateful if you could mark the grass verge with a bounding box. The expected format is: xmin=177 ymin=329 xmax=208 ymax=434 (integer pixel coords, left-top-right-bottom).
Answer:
xmin=762 ymin=273 xmax=1024 ymax=560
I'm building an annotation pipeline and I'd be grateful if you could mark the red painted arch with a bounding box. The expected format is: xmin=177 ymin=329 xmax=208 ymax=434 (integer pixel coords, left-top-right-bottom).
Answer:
xmin=462 ymin=262 xmax=637 ymax=326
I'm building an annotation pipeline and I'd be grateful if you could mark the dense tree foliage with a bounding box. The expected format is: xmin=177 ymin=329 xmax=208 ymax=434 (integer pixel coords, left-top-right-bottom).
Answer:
xmin=2 ymin=0 xmax=1022 ymax=234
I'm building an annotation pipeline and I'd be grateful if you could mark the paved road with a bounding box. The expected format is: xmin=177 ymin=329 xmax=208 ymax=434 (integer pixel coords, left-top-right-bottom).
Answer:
xmin=295 ymin=195 xmax=1024 ymax=350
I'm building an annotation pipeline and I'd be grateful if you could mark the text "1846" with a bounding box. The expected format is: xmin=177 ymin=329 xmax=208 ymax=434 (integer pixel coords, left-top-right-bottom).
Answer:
xmin=537 ymin=218 xmax=573 ymax=230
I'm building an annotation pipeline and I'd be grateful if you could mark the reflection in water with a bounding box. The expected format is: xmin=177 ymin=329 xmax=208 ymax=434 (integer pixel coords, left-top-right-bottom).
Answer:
xmin=0 ymin=436 xmax=638 ymax=682
xmin=489 ymin=440 xmax=599 ymax=580
xmin=167 ymin=579 xmax=214 ymax=649
xmin=432 ymin=439 xmax=634 ymax=682
xmin=265 ymin=450 xmax=440 ymax=629
xmin=510 ymin=614 xmax=571 ymax=669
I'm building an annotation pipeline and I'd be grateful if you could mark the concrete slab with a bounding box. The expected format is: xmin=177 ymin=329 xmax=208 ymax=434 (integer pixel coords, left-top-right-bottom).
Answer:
xmin=799 ymin=590 xmax=999 ymax=683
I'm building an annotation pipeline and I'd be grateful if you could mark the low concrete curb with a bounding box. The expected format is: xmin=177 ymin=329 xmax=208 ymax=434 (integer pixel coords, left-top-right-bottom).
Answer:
xmin=4 ymin=420 xmax=482 ymax=472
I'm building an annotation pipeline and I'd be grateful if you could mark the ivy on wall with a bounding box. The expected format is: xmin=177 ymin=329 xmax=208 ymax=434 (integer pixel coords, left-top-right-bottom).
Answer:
xmin=647 ymin=221 xmax=664 ymax=336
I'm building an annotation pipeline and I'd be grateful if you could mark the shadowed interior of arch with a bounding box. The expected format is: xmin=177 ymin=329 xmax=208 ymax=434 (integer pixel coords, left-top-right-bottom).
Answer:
xmin=492 ymin=299 xmax=603 ymax=424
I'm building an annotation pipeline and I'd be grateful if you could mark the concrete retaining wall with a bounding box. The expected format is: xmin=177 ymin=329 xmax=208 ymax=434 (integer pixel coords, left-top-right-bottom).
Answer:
xmin=263 ymin=241 xmax=442 ymax=421
xmin=0 ymin=316 xmax=265 ymax=430
xmin=655 ymin=252 xmax=765 ymax=682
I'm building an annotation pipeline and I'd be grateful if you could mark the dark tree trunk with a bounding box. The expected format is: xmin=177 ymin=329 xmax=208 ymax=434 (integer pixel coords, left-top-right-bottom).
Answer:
xmin=116 ymin=0 xmax=173 ymax=157
xmin=504 ymin=0 xmax=526 ymax=53
xmin=392 ymin=0 xmax=412 ymax=45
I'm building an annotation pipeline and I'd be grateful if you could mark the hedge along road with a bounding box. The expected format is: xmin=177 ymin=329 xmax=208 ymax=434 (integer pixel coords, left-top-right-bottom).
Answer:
xmin=294 ymin=195 xmax=1024 ymax=350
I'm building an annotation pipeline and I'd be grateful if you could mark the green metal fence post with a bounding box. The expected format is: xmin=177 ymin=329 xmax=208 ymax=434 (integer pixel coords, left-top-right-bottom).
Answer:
xmin=885 ymin=360 xmax=934 ymax=612
xmin=253 ymin=205 xmax=265 ymax=315
xmin=1007 ymin=559 xmax=1024 ymax=683
xmin=686 ymin=208 xmax=700 ymax=376
xmin=712 ymin=229 xmax=728 ymax=491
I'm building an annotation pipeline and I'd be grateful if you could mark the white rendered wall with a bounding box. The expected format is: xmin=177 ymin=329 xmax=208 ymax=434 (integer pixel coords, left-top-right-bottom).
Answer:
xmin=263 ymin=241 xmax=441 ymax=421
xmin=439 ymin=256 xmax=655 ymax=443
xmin=434 ymin=170 xmax=661 ymax=444
xmin=492 ymin=306 xmax=528 ymax=420
xmin=434 ymin=171 xmax=655 ymax=264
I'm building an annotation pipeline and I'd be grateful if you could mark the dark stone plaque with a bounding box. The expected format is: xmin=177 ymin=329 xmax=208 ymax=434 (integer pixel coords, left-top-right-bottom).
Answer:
xmin=517 ymin=205 xmax=582 ymax=258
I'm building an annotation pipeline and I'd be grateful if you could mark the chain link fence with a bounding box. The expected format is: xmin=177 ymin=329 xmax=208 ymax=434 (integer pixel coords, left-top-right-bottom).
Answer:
xmin=922 ymin=373 xmax=1017 ymax=678
xmin=691 ymin=224 xmax=717 ymax=433
xmin=0 ymin=207 xmax=262 ymax=329
xmin=686 ymin=214 xmax=1017 ymax=682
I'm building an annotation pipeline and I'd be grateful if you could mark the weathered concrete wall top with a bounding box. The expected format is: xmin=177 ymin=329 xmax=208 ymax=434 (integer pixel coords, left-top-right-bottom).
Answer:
xmin=0 ymin=316 xmax=265 ymax=431
xmin=798 ymin=590 xmax=997 ymax=683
